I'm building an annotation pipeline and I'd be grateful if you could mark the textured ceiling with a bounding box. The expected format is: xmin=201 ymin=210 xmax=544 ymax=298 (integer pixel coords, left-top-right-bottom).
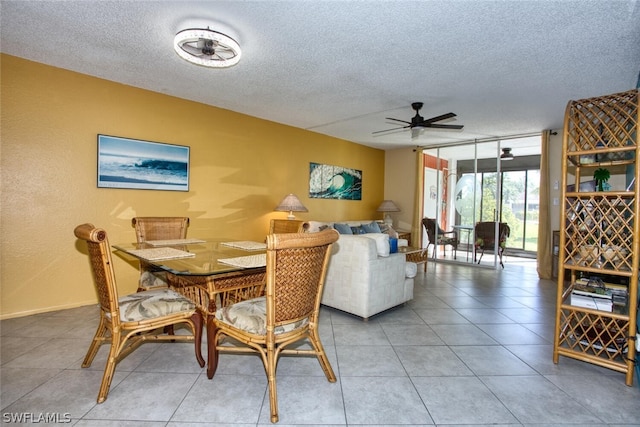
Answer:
xmin=2 ymin=0 xmax=639 ymax=152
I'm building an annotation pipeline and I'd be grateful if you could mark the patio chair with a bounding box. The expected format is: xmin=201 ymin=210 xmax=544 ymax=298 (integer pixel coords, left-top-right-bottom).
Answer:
xmin=474 ymin=221 xmax=510 ymax=268
xmin=422 ymin=217 xmax=458 ymax=259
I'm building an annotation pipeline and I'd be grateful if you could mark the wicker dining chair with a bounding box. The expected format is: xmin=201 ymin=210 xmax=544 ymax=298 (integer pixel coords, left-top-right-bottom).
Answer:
xmin=131 ymin=217 xmax=190 ymax=291
xmin=74 ymin=223 xmax=204 ymax=403
xmin=210 ymin=229 xmax=339 ymax=423
xmin=422 ymin=217 xmax=458 ymax=259
xmin=474 ymin=221 xmax=510 ymax=268
xmin=269 ymin=218 xmax=307 ymax=234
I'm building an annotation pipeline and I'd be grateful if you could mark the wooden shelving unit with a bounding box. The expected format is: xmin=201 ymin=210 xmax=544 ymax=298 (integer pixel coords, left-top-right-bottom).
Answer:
xmin=553 ymin=89 xmax=639 ymax=385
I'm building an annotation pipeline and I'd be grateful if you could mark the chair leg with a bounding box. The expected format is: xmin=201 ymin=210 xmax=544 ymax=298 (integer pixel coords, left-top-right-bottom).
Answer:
xmin=97 ymin=330 xmax=121 ymax=403
xmin=309 ymin=329 xmax=336 ymax=382
xmin=82 ymin=315 xmax=108 ymax=368
xmin=266 ymin=345 xmax=279 ymax=423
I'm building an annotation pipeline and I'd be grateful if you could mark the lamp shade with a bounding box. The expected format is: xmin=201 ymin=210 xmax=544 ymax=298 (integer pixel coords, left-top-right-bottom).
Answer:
xmin=377 ymin=200 xmax=400 ymax=226
xmin=377 ymin=200 xmax=400 ymax=212
xmin=275 ymin=193 xmax=308 ymax=219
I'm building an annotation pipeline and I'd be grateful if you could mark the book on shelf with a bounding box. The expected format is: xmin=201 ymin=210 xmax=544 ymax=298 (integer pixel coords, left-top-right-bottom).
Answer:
xmin=574 ymin=277 xmax=628 ymax=306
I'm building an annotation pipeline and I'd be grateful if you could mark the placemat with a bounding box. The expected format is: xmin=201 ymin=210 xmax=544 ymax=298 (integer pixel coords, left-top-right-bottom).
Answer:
xmin=127 ymin=247 xmax=196 ymax=261
xmin=218 ymin=254 xmax=266 ymax=268
xmin=146 ymin=238 xmax=206 ymax=246
xmin=221 ymin=241 xmax=267 ymax=251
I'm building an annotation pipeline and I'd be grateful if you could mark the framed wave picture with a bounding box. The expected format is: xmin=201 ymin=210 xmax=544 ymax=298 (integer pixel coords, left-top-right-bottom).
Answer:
xmin=97 ymin=135 xmax=189 ymax=192
xmin=309 ymin=162 xmax=362 ymax=200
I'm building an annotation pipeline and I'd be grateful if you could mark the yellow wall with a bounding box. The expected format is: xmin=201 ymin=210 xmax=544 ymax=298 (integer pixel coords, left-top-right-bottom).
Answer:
xmin=0 ymin=55 xmax=385 ymax=318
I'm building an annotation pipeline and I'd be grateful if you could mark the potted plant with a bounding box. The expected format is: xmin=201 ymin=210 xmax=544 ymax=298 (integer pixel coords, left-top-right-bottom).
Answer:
xmin=593 ymin=168 xmax=610 ymax=191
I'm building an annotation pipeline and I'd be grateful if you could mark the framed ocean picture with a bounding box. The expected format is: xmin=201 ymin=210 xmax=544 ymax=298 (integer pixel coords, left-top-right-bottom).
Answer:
xmin=309 ymin=162 xmax=362 ymax=200
xmin=97 ymin=135 xmax=190 ymax=191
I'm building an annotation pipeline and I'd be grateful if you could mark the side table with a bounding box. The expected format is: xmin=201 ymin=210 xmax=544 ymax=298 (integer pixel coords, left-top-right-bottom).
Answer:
xmin=398 ymin=246 xmax=428 ymax=272
xmin=397 ymin=230 xmax=412 ymax=246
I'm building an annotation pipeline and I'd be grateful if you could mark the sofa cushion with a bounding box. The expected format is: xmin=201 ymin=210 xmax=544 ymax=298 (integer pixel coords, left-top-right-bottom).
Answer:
xmin=333 ymin=223 xmax=353 ymax=234
xmin=362 ymin=233 xmax=390 ymax=257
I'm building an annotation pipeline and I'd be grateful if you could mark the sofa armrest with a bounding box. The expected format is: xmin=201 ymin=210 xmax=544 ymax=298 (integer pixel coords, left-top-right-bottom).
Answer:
xmin=330 ymin=234 xmax=380 ymax=261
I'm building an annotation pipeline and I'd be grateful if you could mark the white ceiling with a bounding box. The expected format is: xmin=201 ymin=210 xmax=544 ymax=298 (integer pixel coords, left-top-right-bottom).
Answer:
xmin=2 ymin=1 xmax=639 ymax=153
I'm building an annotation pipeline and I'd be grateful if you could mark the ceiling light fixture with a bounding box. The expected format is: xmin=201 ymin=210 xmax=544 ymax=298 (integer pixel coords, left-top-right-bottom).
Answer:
xmin=500 ymin=147 xmax=514 ymax=161
xmin=173 ymin=28 xmax=241 ymax=68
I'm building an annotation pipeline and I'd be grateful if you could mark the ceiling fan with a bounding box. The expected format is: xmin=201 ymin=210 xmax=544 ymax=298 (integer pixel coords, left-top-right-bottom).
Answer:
xmin=373 ymin=102 xmax=463 ymax=135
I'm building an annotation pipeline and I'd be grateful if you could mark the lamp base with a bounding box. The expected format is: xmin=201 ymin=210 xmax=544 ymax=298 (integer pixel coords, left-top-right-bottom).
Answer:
xmin=383 ymin=214 xmax=393 ymax=227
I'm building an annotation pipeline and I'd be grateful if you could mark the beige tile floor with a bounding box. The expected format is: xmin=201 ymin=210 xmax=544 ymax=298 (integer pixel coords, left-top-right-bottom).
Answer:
xmin=2 ymin=259 xmax=640 ymax=426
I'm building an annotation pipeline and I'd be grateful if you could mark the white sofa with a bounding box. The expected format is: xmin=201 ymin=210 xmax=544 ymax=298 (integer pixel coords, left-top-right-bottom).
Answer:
xmin=307 ymin=221 xmax=415 ymax=319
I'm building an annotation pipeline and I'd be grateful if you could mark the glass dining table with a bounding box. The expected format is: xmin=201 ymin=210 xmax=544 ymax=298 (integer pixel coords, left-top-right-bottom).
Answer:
xmin=113 ymin=239 xmax=267 ymax=378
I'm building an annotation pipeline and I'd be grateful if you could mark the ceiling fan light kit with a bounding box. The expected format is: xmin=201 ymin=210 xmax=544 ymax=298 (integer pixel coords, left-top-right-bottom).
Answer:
xmin=174 ymin=28 xmax=241 ymax=68
xmin=373 ymin=101 xmax=463 ymax=136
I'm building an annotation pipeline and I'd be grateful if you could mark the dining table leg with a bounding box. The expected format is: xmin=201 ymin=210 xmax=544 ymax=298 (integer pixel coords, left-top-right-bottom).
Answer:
xmin=206 ymin=315 xmax=218 ymax=379
xmin=192 ymin=311 xmax=205 ymax=368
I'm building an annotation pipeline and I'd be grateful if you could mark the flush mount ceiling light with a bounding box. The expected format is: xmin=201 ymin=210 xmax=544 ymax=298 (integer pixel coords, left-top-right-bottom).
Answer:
xmin=173 ymin=28 xmax=241 ymax=68
xmin=500 ymin=147 xmax=514 ymax=161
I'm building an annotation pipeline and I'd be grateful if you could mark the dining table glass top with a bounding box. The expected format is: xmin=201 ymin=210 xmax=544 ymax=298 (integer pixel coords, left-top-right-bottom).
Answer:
xmin=113 ymin=239 xmax=267 ymax=276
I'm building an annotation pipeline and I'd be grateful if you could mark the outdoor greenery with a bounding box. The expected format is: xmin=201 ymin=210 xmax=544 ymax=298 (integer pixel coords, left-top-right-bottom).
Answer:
xmin=458 ymin=170 xmax=540 ymax=252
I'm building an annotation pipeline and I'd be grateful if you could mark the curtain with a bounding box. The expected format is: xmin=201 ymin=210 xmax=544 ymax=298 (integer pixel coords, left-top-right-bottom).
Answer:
xmin=412 ymin=150 xmax=425 ymax=248
xmin=537 ymin=130 xmax=552 ymax=279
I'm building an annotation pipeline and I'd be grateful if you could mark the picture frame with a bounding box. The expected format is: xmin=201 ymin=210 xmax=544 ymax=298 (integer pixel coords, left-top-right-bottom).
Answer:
xmin=309 ymin=162 xmax=362 ymax=200
xmin=97 ymin=134 xmax=190 ymax=191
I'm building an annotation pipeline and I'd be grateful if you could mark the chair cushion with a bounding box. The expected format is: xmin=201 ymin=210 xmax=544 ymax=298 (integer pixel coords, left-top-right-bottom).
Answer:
xmin=439 ymin=236 xmax=457 ymax=245
xmin=215 ymin=296 xmax=309 ymax=335
xmin=117 ymin=288 xmax=195 ymax=322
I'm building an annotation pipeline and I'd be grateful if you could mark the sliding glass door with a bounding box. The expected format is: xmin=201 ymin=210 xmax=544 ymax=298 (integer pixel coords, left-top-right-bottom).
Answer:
xmin=422 ymin=136 xmax=541 ymax=267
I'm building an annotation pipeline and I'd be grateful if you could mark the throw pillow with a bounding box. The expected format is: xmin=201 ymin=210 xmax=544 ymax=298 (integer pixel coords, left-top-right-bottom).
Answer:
xmin=384 ymin=225 xmax=399 ymax=239
xmin=351 ymin=226 xmax=367 ymax=235
xmin=333 ymin=223 xmax=353 ymax=234
xmin=361 ymin=221 xmax=382 ymax=233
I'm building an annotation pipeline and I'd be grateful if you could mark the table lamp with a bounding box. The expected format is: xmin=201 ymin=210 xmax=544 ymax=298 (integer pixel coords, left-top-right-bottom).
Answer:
xmin=377 ymin=200 xmax=400 ymax=226
xmin=275 ymin=193 xmax=308 ymax=219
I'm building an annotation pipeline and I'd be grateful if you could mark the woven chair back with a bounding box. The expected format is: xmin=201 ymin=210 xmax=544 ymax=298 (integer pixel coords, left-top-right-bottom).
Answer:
xmin=422 ymin=218 xmax=449 ymax=241
xmin=265 ymin=229 xmax=339 ymax=325
xmin=269 ymin=219 xmax=307 ymax=234
xmin=74 ymin=223 xmax=119 ymax=320
xmin=131 ymin=217 xmax=189 ymax=242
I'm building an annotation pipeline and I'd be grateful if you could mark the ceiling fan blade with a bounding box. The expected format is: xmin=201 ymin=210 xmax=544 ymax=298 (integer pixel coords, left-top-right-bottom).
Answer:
xmin=385 ymin=117 xmax=412 ymax=124
xmin=372 ymin=124 xmax=410 ymax=134
xmin=426 ymin=123 xmax=464 ymax=130
xmin=424 ymin=112 xmax=456 ymax=123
